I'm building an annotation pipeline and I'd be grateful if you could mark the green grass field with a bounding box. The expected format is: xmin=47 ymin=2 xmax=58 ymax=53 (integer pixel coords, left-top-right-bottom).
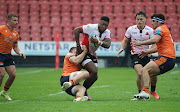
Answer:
xmin=0 ymin=67 xmax=180 ymax=112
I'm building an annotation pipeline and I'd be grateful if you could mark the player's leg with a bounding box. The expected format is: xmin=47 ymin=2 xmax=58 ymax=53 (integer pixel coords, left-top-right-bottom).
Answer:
xmin=73 ymin=85 xmax=88 ymax=102
xmin=62 ymin=71 xmax=89 ymax=90
xmin=134 ymin=64 xmax=143 ymax=93
xmin=134 ymin=61 xmax=160 ymax=99
xmin=150 ymin=76 xmax=159 ymax=99
xmin=0 ymin=65 xmax=16 ymax=100
xmin=0 ymin=67 xmax=5 ymax=88
xmin=82 ymin=61 xmax=97 ymax=90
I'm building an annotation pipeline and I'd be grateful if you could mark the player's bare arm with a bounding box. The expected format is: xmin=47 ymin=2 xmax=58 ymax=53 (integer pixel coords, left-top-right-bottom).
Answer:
xmin=133 ymin=34 xmax=161 ymax=46
xmin=101 ymin=38 xmax=111 ymax=48
xmin=69 ymin=45 xmax=87 ymax=64
xmin=74 ymin=26 xmax=83 ymax=54
xmin=117 ymin=37 xmax=129 ymax=57
xmin=13 ymin=43 xmax=26 ymax=59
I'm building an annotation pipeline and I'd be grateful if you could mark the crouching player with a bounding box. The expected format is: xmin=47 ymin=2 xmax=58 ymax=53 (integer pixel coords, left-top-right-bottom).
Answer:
xmin=60 ymin=46 xmax=89 ymax=102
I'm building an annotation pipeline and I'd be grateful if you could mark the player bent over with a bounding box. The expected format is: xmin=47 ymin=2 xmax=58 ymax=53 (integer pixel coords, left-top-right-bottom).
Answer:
xmin=60 ymin=46 xmax=89 ymax=102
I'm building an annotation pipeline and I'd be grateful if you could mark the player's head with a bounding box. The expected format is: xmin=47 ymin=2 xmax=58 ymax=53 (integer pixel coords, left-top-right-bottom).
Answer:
xmin=98 ymin=16 xmax=109 ymax=33
xmin=69 ymin=47 xmax=76 ymax=54
xmin=151 ymin=13 xmax=165 ymax=29
xmin=136 ymin=11 xmax=147 ymax=28
xmin=7 ymin=13 xmax=18 ymax=29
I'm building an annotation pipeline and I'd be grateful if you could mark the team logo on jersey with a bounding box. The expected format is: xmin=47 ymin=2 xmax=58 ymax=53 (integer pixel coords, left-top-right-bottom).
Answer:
xmin=155 ymin=29 xmax=161 ymax=33
xmin=9 ymin=36 xmax=12 ymax=39
xmin=13 ymin=33 xmax=16 ymax=36
xmin=87 ymin=25 xmax=90 ymax=29
xmin=146 ymin=32 xmax=149 ymax=35
xmin=5 ymin=30 xmax=7 ymax=32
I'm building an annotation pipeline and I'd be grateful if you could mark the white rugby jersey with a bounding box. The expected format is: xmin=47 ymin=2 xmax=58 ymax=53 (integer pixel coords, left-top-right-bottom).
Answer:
xmin=125 ymin=25 xmax=154 ymax=54
xmin=81 ymin=24 xmax=111 ymax=54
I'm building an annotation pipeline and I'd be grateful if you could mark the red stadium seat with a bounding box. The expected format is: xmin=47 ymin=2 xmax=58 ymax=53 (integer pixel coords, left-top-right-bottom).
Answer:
xmin=41 ymin=25 xmax=52 ymax=41
xmin=71 ymin=3 xmax=82 ymax=14
xmin=20 ymin=32 xmax=30 ymax=41
xmin=52 ymin=25 xmax=63 ymax=41
xmin=92 ymin=3 xmax=102 ymax=17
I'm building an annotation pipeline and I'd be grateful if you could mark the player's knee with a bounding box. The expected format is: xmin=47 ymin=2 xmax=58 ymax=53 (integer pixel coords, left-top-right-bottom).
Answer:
xmin=137 ymin=72 xmax=142 ymax=77
xmin=79 ymin=85 xmax=86 ymax=92
xmin=0 ymin=73 xmax=5 ymax=78
xmin=9 ymin=73 xmax=16 ymax=79
xmin=89 ymin=69 xmax=97 ymax=76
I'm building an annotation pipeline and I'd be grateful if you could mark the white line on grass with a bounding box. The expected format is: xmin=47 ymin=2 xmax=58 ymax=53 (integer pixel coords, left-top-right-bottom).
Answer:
xmin=48 ymin=85 xmax=110 ymax=96
xmin=17 ymin=69 xmax=55 ymax=75
xmin=0 ymin=100 xmax=22 ymax=104
xmin=170 ymin=71 xmax=180 ymax=74
xmin=48 ymin=91 xmax=65 ymax=96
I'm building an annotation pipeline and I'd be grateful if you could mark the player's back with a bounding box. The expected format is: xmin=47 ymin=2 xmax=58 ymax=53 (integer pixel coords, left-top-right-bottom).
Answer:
xmin=62 ymin=53 xmax=81 ymax=76
xmin=155 ymin=25 xmax=176 ymax=59
xmin=0 ymin=25 xmax=19 ymax=54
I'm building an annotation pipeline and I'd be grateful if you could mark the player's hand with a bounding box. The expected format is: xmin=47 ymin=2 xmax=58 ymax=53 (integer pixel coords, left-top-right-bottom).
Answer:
xmin=117 ymin=49 xmax=124 ymax=57
xmin=138 ymin=51 xmax=148 ymax=59
xmin=89 ymin=35 xmax=99 ymax=44
xmin=132 ymin=40 xmax=142 ymax=46
xmin=19 ymin=53 xmax=26 ymax=59
xmin=82 ymin=45 xmax=88 ymax=53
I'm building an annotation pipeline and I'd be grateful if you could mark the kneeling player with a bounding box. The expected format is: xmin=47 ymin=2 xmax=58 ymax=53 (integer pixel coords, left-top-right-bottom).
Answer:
xmin=60 ymin=46 xmax=89 ymax=102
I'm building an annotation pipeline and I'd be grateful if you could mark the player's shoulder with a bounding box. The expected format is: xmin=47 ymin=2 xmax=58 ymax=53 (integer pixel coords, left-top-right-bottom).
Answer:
xmin=104 ymin=28 xmax=111 ymax=34
xmin=84 ymin=24 xmax=97 ymax=29
xmin=128 ymin=25 xmax=137 ymax=30
xmin=0 ymin=25 xmax=7 ymax=29
xmin=144 ymin=25 xmax=154 ymax=31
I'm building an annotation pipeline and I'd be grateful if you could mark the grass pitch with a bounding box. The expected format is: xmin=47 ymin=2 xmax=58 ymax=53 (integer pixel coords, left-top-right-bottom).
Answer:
xmin=0 ymin=67 xmax=180 ymax=112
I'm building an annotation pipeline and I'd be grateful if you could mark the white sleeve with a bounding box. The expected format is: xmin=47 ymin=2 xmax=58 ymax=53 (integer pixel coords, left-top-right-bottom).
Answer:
xmin=82 ymin=24 xmax=93 ymax=35
xmin=124 ymin=27 xmax=131 ymax=39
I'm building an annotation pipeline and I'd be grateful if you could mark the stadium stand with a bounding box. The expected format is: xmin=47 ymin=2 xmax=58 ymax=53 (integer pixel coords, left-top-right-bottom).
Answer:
xmin=0 ymin=0 xmax=179 ymax=42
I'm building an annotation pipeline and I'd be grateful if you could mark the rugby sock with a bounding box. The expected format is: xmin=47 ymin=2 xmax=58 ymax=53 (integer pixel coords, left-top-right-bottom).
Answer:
xmin=69 ymin=79 xmax=76 ymax=86
xmin=76 ymin=96 xmax=81 ymax=99
xmin=143 ymin=86 xmax=149 ymax=93
xmin=151 ymin=85 xmax=156 ymax=92
xmin=3 ymin=84 xmax=11 ymax=92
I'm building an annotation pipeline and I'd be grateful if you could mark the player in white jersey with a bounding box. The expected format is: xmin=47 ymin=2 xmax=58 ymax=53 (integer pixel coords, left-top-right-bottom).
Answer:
xmin=117 ymin=11 xmax=159 ymax=100
xmin=74 ymin=16 xmax=111 ymax=100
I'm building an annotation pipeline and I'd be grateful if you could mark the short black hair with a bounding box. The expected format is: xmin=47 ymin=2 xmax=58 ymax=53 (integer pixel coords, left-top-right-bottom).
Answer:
xmin=101 ymin=16 xmax=110 ymax=23
xmin=69 ymin=47 xmax=76 ymax=52
xmin=151 ymin=13 xmax=165 ymax=23
xmin=7 ymin=13 xmax=18 ymax=21
xmin=136 ymin=11 xmax=147 ymax=18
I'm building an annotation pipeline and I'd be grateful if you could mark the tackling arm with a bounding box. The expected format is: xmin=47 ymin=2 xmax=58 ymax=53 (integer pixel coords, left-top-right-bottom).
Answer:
xmin=69 ymin=49 xmax=87 ymax=65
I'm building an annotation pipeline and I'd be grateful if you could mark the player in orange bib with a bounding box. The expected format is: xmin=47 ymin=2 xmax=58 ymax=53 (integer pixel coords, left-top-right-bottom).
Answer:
xmin=0 ymin=14 xmax=26 ymax=100
xmin=60 ymin=46 xmax=90 ymax=102
xmin=133 ymin=13 xmax=176 ymax=100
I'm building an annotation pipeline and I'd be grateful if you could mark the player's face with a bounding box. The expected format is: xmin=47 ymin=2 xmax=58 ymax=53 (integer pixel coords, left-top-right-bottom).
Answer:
xmin=136 ymin=15 xmax=146 ymax=27
xmin=9 ymin=17 xmax=18 ymax=28
xmin=98 ymin=20 xmax=109 ymax=33
xmin=72 ymin=49 xmax=77 ymax=54
xmin=152 ymin=20 xmax=159 ymax=29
